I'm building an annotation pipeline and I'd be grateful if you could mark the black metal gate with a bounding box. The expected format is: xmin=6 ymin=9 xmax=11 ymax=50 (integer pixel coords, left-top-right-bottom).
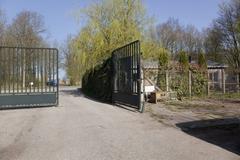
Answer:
xmin=0 ymin=47 xmax=59 ymax=108
xmin=112 ymin=40 xmax=143 ymax=111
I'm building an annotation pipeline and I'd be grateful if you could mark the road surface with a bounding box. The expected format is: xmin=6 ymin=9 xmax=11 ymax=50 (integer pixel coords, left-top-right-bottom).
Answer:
xmin=0 ymin=87 xmax=239 ymax=160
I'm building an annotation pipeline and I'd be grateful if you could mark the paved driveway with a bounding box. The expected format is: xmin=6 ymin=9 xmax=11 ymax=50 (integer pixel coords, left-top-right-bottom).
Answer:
xmin=0 ymin=87 xmax=239 ymax=160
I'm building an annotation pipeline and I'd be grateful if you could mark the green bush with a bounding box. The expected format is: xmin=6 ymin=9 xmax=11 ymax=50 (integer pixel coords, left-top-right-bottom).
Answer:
xmin=178 ymin=51 xmax=189 ymax=70
xmin=170 ymin=72 xmax=189 ymax=100
xmin=191 ymin=67 xmax=207 ymax=96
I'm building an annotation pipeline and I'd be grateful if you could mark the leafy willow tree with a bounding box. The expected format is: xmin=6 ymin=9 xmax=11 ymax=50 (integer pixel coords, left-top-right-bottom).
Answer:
xmin=65 ymin=0 xmax=150 ymax=84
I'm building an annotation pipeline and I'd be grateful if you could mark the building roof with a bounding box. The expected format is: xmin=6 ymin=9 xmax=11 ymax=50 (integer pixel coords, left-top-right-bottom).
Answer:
xmin=142 ymin=59 xmax=159 ymax=69
xmin=206 ymin=60 xmax=228 ymax=69
xmin=142 ymin=59 xmax=228 ymax=70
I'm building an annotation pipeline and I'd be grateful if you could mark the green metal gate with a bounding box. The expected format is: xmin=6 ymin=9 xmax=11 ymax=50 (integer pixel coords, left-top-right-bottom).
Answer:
xmin=0 ymin=47 xmax=59 ymax=108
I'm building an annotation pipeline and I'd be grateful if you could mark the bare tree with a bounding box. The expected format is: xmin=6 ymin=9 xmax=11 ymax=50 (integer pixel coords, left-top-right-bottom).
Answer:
xmin=6 ymin=11 xmax=46 ymax=47
xmin=183 ymin=25 xmax=203 ymax=55
xmin=155 ymin=18 xmax=203 ymax=59
xmin=156 ymin=18 xmax=182 ymax=54
xmin=4 ymin=11 xmax=48 ymax=88
xmin=204 ymin=26 xmax=223 ymax=62
xmin=217 ymin=0 xmax=240 ymax=72
xmin=0 ymin=9 xmax=6 ymax=45
xmin=206 ymin=0 xmax=240 ymax=83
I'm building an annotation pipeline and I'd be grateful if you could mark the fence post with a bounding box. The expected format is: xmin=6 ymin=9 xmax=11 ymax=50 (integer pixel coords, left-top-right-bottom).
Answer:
xmin=222 ymin=69 xmax=225 ymax=94
xmin=166 ymin=71 xmax=169 ymax=92
xmin=189 ymin=70 xmax=192 ymax=98
xmin=207 ymin=72 xmax=210 ymax=96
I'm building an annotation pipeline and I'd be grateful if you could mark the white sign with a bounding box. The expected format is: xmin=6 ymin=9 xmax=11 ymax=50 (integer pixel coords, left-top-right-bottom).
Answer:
xmin=145 ymin=86 xmax=155 ymax=93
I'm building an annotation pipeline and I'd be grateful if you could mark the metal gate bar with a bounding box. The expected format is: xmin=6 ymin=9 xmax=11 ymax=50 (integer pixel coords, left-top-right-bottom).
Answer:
xmin=0 ymin=46 xmax=59 ymax=108
xmin=112 ymin=40 xmax=142 ymax=111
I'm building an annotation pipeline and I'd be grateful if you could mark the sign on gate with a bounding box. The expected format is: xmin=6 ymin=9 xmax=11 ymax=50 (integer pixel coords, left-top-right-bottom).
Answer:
xmin=112 ymin=40 xmax=144 ymax=112
xmin=0 ymin=47 xmax=59 ymax=108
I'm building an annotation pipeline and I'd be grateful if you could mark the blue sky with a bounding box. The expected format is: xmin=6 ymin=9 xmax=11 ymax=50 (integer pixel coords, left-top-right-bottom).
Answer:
xmin=0 ymin=0 xmax=227 ymax=44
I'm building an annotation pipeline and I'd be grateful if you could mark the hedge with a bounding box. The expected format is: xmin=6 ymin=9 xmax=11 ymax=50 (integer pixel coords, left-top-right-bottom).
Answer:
xmin=82 ymin=57 xmax=113 ymax=102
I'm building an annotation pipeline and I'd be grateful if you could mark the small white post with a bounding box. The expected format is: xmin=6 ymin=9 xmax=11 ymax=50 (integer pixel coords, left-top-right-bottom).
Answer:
xmin=222 ymin=69 xmax=225 ymax=94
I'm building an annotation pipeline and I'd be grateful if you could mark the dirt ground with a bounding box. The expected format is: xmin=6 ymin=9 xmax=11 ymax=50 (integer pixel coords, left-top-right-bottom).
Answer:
xmin=146 ymin=97 xmax=240 ymax=155
xmin=147 ymin=97 xmax=240 ymax=123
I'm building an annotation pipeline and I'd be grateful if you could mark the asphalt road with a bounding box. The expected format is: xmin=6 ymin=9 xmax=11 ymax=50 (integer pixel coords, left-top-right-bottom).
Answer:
xmin=0 ymin=87 xmax=239 ymax=160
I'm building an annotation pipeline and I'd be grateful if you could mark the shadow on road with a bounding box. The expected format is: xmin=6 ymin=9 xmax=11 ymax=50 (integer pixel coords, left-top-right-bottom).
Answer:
xmin=61 ymin=87 xmax=138 ymax=112
xmin=60 ymin=88 xmax=84 ymax=97
xmin=176 ymin=118 xmax=240 ymax=155
xmin=61 ymin=88 xmax=109 ymax=104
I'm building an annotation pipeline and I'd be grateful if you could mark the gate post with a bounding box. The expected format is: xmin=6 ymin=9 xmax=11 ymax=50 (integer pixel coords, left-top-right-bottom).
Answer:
xmin=139 ymin=60 xmax=145 ymax=113
xmin=111 ymin=52 xmax=116 ymax=104
xmin=137 ymin=47 xmax=143 ymax=112
xmin=222 ymin=69 xmax=225 ymax=94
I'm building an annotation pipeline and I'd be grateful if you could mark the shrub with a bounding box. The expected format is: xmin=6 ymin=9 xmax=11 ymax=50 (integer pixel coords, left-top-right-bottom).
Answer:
xmin=191 ymin=67 xmax=208 ymax=96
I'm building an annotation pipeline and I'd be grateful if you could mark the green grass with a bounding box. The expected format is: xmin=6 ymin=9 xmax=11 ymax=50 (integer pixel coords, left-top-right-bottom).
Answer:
xmin=164 ymin=100 xmax=222 ymax=111
xmin=208 ymin=92 xmax=240 ymax=100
